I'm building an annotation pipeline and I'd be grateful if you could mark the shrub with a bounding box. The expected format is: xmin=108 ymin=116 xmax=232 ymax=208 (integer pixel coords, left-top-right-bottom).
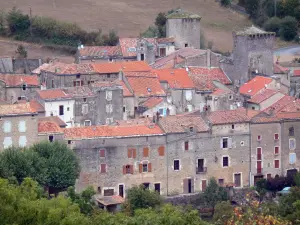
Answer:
xmin=221 ymin=0 xmax=231 ymax=7
xmin=263 ymin=17 xmax=281 ymax=36
xmin=15 ymin=44 xmax=27 ymax=58
xmin=279 ymin=16 xmax=298 ymax=41
xmin=6 ymin=7 xmax=30 ymax=34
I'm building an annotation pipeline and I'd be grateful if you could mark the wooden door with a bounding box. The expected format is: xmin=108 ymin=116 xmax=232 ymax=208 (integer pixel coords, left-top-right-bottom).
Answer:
xmin=202 ymin=180 xmax=207 ymax=192
xmin=234 ymin=173 xmax=241 ymax=187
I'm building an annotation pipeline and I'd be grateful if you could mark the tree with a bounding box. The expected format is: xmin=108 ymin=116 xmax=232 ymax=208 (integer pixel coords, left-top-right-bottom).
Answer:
xmin=125 ymin=185 xmax=162 ymax=213
xmin=15 ymin=44 xmax=28 ymax=58
xmin=155 ymin=12 xmax=167 ymax=37
xmin=30 ymin=141 xmax=80 ymax=194
xmin=102 ymin=30 xmax=119 ymax=46
xmin=279 ymin=186 xmax=300 ymax=219
xmin=141 ymin=26 xmax=159 ymax=38
xmin=279 ymin=16 xmax=298 ymax=41
xmin=6 ymin=7 xmax=30 ymax=34
xmin=221 ymin=0 xmax=231 ymax=7
xmin=283 ymin=0 xmax=299 ymax=18
xmin=201 ymin=177 xmax=228 ymax=212
xmin=263 ymin=17 xmax=282 ymax=36
xmin=213 ymin=201 xmax=234 ymax=225
xmin=245 ymin=0 xmax=260 ymax=18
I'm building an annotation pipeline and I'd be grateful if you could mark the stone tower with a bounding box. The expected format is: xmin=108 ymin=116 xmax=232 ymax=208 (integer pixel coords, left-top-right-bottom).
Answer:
xmin=232 ymin=26 xmax=275 ymax=85
xmin=166 ymin=9 xmax=201 ymax=49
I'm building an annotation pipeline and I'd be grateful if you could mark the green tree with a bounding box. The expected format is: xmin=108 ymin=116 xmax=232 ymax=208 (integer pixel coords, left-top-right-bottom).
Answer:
xmin=141 ymin=26 xmax=159 ymax=38
xmin=283 ymin=0 xmax=299 ymax=18
xmin=15 ymin=44 xmax=28 ymax=58
xmin=30 ymin=141 xmax=80 ymax=194
xmin=6 ymin=7 xmax=30 ymax=34
xmin=213 ymin=201 xmax=234 ymax=225
xmin=125 ymin=185 xmax=162 ymax=213
xmin=102 ymin=30 xmax=119 ymax=46
xmin=67 ymin=186 xmax=96 ymax=215
xmin=245 ymin=0 xmax=260 ymax=18
xmin=201 ymin=177 xmax=228 ymax=212
xmin=279 ymin=16 xmax=298 ymax=41
xmin=263 ymin=17 xmax=282 ymax=36
xmin=221 ymin=0 xmax=231 ymax=7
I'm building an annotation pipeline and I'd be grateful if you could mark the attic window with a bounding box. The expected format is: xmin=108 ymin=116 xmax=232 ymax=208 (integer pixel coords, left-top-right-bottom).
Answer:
xmin=189 ymin=126 xmax=194 ymax=132
xmin=22 ymin=84 xmax=27 ymax=91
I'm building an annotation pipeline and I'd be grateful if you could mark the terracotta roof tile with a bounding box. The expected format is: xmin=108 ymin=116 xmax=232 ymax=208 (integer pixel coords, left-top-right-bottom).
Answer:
xmin=92 ymin=61 xmax=151 ymax=74
xmin=277 ymin=112 xmax=300 ymax=119
xmin=263 ymin=95 xmax=295 ymax=115
xmin=159 ymin=114 xmax=209 ymax=133
xmin=251 ymin=115 xmax=281 ymax=123
xmin=211 ymin=88 xmax=232 ymax=96
xmin=124 ymin=71 xmax=157 ymax=77
xmin=64 ymin=86 xmax=95 ymax=97
xmin=247 ymin=89 xmax=278 ymax=104
xmin=0 ymin=102 xmax=37 ymax=116
xmin=38 ymin=62 xmax=96 ymax=75
xmin=274 ymin=63 xmax=289 ymax=74
xmin=39 ymin=116 xmax=67 ymax=127
xmin=119 ymin=81 xmax=133 ymax=97
xmin=79 ymin=46 xmax=122 ymax=58
xmin=29 ymin=99 xmax=45 ymax=112
xmin=38 ymin=121 xmax=63 ymax=134
xmin=156 ymin=37 xmax=175 ymax=44
xmin=64 ymin=123 xmax=164 ymax=140
xmin=294 ymin=70 xmax=300 ymax=77
xmin=140 ymin=97 xmax=164 ymax=109
xmin=154 ymin=68 xmax=195 ymax=89
xmin=37 ymin=89 xmax=71 ymax=100
xmin=188 ymin=67 xmax=231 ymax=92
xmin=126 ymin=76 xmax=166 ymax=97
xmin=119 ymin=38 xmax=157 ymax=57
xmin=280 ymin=99 xmax=300 ymax=113
xmin=240 ymin=76 xmax=273 ymax=97
xmin=208 ymin=107 xmax=259 ymax=125
xmin=0 ymin=74 xmax=39 ymax=86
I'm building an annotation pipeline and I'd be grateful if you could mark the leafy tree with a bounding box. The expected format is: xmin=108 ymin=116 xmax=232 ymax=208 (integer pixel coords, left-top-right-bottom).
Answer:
xmin=245 ymin=0 xmax=260 ymax=18
xmin=263 ymin=17 xmax=282 ymax=36
xmin=294 ymin=6 xmax=300 ymax=21
xmin=102 ymin=30 xmax=119 ymax=46
xmin=283 ymin=0 xmax=299 ymax=18
xmin=255 ymin=178 xmax=268 ymax=201
xmin=279 ymin=186 xmax=300 ymax=218
xmin=295 ymin=172 xmax=300 ymax=187
xmin=213 ymin=201 xmax=234 ymax=224
xmin=141 ymin=26 xmax=159 ymax=38
xmin=155 ymin=12 xmax=167 ymax=37
xmin=15 ymin=44 xmax=28 ymax=58
xmin=67 ymin=186 xmax=96 ymax=215
xmin=279 ymin=16 xmax=298 ymax=41
xmin=201 ymin=177 xmax=228 ymax=211
xmin=6 ymin=7 xmax=30 ymax=34
xmin=30 ymin=141 xmax=80 ymax=194
xmin=221 ymin=0 xmax=231 ymax=7
xmin=125 ymin=185 xmax=162 ymax=213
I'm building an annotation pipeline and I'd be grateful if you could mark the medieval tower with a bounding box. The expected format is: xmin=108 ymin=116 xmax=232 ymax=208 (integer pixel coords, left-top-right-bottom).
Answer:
xmin=166 ymin=9 xmax=201 ymax=49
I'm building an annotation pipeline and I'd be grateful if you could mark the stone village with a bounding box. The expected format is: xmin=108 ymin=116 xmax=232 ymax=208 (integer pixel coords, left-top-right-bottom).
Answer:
xmin=1 ymin=9 xmax=300 ymax=202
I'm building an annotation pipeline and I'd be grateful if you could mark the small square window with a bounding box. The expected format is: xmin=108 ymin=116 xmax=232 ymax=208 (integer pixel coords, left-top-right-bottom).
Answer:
xmin=83 ymin=98 xmax=87 ymax=103
xmin=99 ymin=149 xmax=105 ymax=158
xmin=49 ymin=135 xmax=54 ymax=142
xmin=142 ymin=163 xmax=148 ymax=172
xmin=84 ymin=120 xmax=91 ymax=126
xmin=289 ymin=127 xmax=295 ymax=136
xmin=174 ymin=160 xmax=180 ymax=171
xmin=223 ymin=156 xmax=229 ymax=167
xmin=289 ymin=138 xmax=296 ymax=150
xmin=67 ymin=140 xmax=71 ymax=144
xmin=218 ymin=179 xmax=224 ymax=186
xmin=222 ymin=138 xmax=228 ymax=149
xmin=274 ymin=146 xmax=279 ymax=155
xmin=257 ymin=135 xmax=261 ymax=141
xmin=125 ymin=165 xmax=131 ymax=174
xmin=274 ymin=160 xmax=280 ymax=169
xmin=67 ymin=107 xmax=70 ymax=111
xmin=274 ymin=133 xmax=279 ymax=140
xmin=189 ymin=126 xmax=194 ymax=132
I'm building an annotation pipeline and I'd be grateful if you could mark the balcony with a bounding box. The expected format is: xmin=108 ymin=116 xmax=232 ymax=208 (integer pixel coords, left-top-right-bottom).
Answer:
xmin=196 ymin=167 xmax=207 ymax=174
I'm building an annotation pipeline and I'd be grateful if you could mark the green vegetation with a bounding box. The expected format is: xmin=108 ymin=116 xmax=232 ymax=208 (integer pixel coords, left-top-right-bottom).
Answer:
xmin=221 ymin=0 xmax=232 ymax=7
xmin=15 ymin=44 xmax=27 ymax=58
xmin=1 ymin=7 xmax=119 ymax=48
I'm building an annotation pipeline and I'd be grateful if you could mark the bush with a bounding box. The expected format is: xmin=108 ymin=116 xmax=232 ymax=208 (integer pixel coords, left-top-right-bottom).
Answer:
xmin=213 ymin=201 xmax=233 ymax=224
xmin=279 ymin=16 xmax=298 ymax=41
xmin=6 ymin=7 xmax=30 ymax=34
xmin=263 ymin=17 xmax=281 ymax=36
xmin=266 ymin=176 xmax=294 ymax=192
xmin=15 ymin=44 xmax=27 ymax=58
xmin=221 ymin=0 xmax=231 ymax=7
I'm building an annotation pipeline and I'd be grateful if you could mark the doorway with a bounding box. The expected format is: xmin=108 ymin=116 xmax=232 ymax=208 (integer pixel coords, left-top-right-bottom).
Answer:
xmin=118 ymin=184 xmax=124 ymax=198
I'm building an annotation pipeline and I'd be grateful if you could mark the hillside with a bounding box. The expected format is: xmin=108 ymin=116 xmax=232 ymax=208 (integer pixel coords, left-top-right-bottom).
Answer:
xmin=0 ymin=0 xmax=251 ymax=52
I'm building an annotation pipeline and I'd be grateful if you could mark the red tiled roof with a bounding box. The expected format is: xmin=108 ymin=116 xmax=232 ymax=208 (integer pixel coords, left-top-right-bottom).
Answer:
xmin=0 ymin=102 xmax=37 ymax=116
xmin=0 ymin=74 xmax=39 ymax=86
xmin=159 ymin=114 xmax=209 ymax=133
xmin=92 ymin=61 xmax=151 ymax=74
xmin=119 ymin=38 xmax=157 ymax=57
xmin=64 ymin=123 xmax=164 ymax=139
xmin=126 ymin=76 xmax=166 ymax=97
xmin=37 ymin=89 xmax=71 ymax=100
xmin=277 ymin=112 xmax=300 ymax=119
xmin=38 ymin=121 xmax=63 ymax=134
xmin=119 ymin=81 xmax=133 ymax=97
xmin=32 ymin=63 xmax=50 ymax=75
xmin=140 ymin=97 xmax=164 ymax=109
xmin=251 ymin=115 xmax=281 ymax=123
xmin=39 ymin=116 xmax=67 ymax=127
xmin=280 ymin=99 xmax=300 ymax=113
xmin=211 ymin=88 xmax=231 ymax=96
xmin=39 ymin=62 xmax=96 ymax=75
xmin=263 ymin=95 xmax=295 ymax=115
xmin=247 ymin=89 xmax=278 ymax=104
xmin=91 ymin=81 xmax=122 ymax=88
xmin=124 ymin=71 xmax=157 ymax=78
xmin=156 ymin=37 xmax=175 ymax=44
xmin=79 ymin=46 xmax=122 ymax=58
xmin=188 ymin=67 xmax=231 ymax=91
xmin=294 ymin=70 xmax=300 ymax=76
xmin=154 ymin=68 xmax=195 ymax=89
xmin=208 ymin=107 xmax=259 ymax=125
xmin=274 ymin=63 xmax=289 ymax=74
xmin=240 ymin=76 xmax=273 ymax=97
xmin=29 ymin=99 xmax=45 ymax=112
xmin=64 ymin=86 xmax=95 ymax=97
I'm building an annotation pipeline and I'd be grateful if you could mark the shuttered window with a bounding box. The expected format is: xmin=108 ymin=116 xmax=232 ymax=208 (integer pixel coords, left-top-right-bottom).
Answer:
xmin=274 ymin=133 xmax=279 ymax=140
xmin=274 ymin=160 xmax=280 ymax=169
xmin=143 ymin=147 xmax=149 ymax=157
xmin=100 ymin=164 xmax=106 ymax=173
xmin=99 ymin=149 xmax=105 ymax=158
xmin=127 ymin=148 xmax=136 ymax=158
xmin=274 ymin=146 xmax=279 ymax=155
xmin=158 ymin=146 xmax=165 ymax=156
xmin=123 ymin=165 xmax=133 ymax=174
xmin=184 ymin=141 xmax=189 ymax=151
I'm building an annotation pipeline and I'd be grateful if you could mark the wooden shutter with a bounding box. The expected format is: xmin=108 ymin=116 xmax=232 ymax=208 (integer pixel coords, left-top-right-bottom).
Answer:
xmin=130 ymin=165 xmax=134 ymax=174
xmin=81 ymin=80 xmax=84 ymax=86
xmin=148 ymin=163 xmax=152 ymax=172
xmin=123 ymin=165 xmax=126 ymax=175
xmin=183 ymin=179 xmax=188 ymax=194
xmin=73 ymin=81 xmax=76 ymax=87
xmin=275 ymin=160 xmax=279 ymax=168
xmin=274 ymin=146 xmax=279 ymax=154
xmin=202 ymin=180 xmax=207 ymax=192
xmin=127 ymin=149 xmax=132 ymax=158
xmin=143 ymin=147 xmax=149 ymax=157
xmin=158 ymin=146 xmax=165 ymax=156
xmin=220 ymin=138 xmax=223 ymax=148
xmin=139 ymin=163 xmax=143 ymax=173
xmin=275 ymin=133 xmax=279 ymax=140
xmin=100 ymin=149 xmax=105 ymax=157
xmin=184 ymin=141 xmax=189 ymax=151
xmin=100 ymin=164 xmax=106 ymax=173
xmin=228 ymin=138 xmax=233 ymax=148
xmin=132 ymin=149 xmax=137 ymax=158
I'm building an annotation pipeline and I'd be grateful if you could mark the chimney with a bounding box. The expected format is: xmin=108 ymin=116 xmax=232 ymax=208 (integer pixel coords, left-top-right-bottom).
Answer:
xmin=207 ymin=49 xmax=211 ymax=68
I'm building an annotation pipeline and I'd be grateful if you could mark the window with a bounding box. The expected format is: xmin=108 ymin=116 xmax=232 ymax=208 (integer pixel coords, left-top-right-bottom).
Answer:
xmin=48 ymin=135 xmax=54 ymax=142
xmin=127 ymin=148 xmax=137 ymax=158
xmin=231 ymin=124 xmax=235 ymax=130
xmin=118 ymin=184 xmax=124 ymax=197
xmin=289 ymin=138 xmax=296 ymax=150
xmin=221 ymin=137 xmax=232 ymax=149
xmin=67 ymin=107 xmax=70 ymax=111
xmin=18 ymin=121 xmax=26 ymax=132
xmin=123 ymin=106 xmax=126 ymax=113
xmin=106 ymin=90 xmax=112 ymax=101
xmin=174 ymin=160 xmax=180 ymax=171
xmin=228 ymin=95 xmax=233 ymax=100
xmin=68 ymin=140 xmax=71 ymax=144
xmin=184 ymin=141 xmax=189 ymax=151
xmin=106 ymin=104 xmax=113 ymax=113
xmin=257 ymin=135 xmax=261 ymax=141
xmin=154 ymin=183 xmax=161 ymax=194
xmin=189 ymin=126 xmax=194 ymax=132
xmin=158 ymin=146 xmax=165 ymax=156
xmin=99 ymin=149 xmax=105 ymax=158
xmin=185 ymin=43 xmax=188 ymax=47
xmin=3 ymin=137 xmax=12 ymax=149
xmin=274 ymin=133 xmax=279 ymax=140
xmin=22 ymin=84 xmax=27 ymax=91
xmin=222 ymin=156 xmax=229 ymax=167
xmin=123 ymin=165 xmax=133 ymax=174
xmin=103 ymin=188 xmax=114 ymax=196
xmin=234 ymin=173 xmax=242 ymax=187
xmin=82 ymin=104 xmax=88 ymax=115
xmin=274 ymin=146 xmax=279 ymax=155
xmin=142 ymin=163 xmax=148 ymax=172
xmin=107 ymin=74 xmax=111 ymax=78
xmin=59 ymin=105 xmax=64 ymax=116
xmin=73 ymin=80 xmax=81 ymax=87
xmin=3 ymin=121 xmax=11 ymax=133
xmin=222 ymin=138 xmax=228 ymax=148
xmin=19 ymin=136 xmax=27 ymax=147
xmin=76 ymin=74 xmax=80 ymax=79
xmin=84 ymin=120 xmax=91 ymax=126
xmin=143 ymin=147 xmax=149 ymax=157
xmin=289 ymin=153 xmax=296 ymax=164
xmin=100 ymin=164 xmax=106 ymax=173
xmin=289 ymin=127 xmax=295 ymax=136
xmin=140 ymin=53 xmax=145 ymax=61
xmin=83 ymin=98 xmax=87 ymax=103
xmin=51 ymin=80 xmax=54 ymax=88
xmin=267 ymin=174 xmax=272 ymax=180
xmin=257 ymin=147 xmax=262 ymax=160
xmin=218 ymin=179 xmax=224 ymax=186
xmin=274 ymin=160 xmax=280 ymax=169
xmin=143 ymin=183 xmax=150 ymax=189
xmin=159 ymin=48 xmax=166 ymax=57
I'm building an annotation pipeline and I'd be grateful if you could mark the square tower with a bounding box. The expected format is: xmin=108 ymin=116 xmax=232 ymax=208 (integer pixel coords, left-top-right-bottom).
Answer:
xmin=166 ymin=9 xmax=201 ymax=49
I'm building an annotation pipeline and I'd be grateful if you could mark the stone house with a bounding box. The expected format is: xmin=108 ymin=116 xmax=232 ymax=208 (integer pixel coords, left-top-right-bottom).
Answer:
xmin=0 ymin=74 xmax=40 ymax=103
xmin=208 ymin=89 xmax=242 ymax=111
xmin=154 ymin=68 xmax=196 ymax=113
xmin=64 ymin=119 xmax=166 ymax=194
xmin=0 ymin=102 xmax=39 ymax=150
xmin=273 ymin=63 xmax=290 ymax=94
xmin=138 ymin=97 xmax=175 ymax=118
xmin=0 ymin=57 xmax=42 ymax=74
xmin=36 ymin=89 xmax=75 ymax=127
xmin=37 ymin=116 xmax=66 ymax=142
xmin=166 ymin=9 xmax=201 ymax=49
